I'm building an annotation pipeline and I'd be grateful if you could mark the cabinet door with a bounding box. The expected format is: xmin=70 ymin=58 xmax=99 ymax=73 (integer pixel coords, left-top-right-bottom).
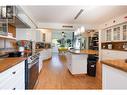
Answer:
xmin=113 ymin=26 xmax=121 ymax=41
xmin=101 ymin=30 xmax=106 ymax=42
xmin=0 ymin=61 xmax=25 ymax=90
xmin=122 ymin=24 xmax=127 ymax=40
xmin=106 ymin=29 xmax=112 ymax=41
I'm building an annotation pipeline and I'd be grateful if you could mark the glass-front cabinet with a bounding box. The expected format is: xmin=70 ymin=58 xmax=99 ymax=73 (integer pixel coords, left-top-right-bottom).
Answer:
xmin=101 ymin=22 xmax=127 ymax=43
xmin=106 ymin=28 xmax=112 ymax=42
xmin=113 ymin=26 xmax=120 ymax=41
xmin=122 ymin=24 xmax=127 ymax=40
xmin=0 ymin=23 xmax=8 ymax=35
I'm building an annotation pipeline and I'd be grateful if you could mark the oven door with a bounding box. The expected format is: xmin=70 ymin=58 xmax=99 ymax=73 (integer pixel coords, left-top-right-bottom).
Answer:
xmin=28 ymin=59 xmax=39 ymax=89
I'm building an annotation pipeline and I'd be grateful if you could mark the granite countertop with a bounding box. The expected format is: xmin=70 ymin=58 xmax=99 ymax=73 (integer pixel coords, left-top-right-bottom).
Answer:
xmin=101 ymin=59 xmax=127 ymax=72
xmin=0 ymin=58 xmax=26 ymax=73
xmin=69 ymin=49 xmax=98 ymax=55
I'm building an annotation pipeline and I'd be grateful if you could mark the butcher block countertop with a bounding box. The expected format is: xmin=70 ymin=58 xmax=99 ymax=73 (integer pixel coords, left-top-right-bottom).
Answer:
xmin=0 ymin=58 xmax=26 ymax=73
xmin=69 ymin=49 xmax=98 ymax=55
xmin=101 ymin=59 xmax=127 ymax=72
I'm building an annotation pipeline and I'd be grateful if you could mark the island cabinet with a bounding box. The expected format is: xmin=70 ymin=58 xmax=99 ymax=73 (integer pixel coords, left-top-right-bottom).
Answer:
xmin=66 ymin=52 xmax=88 ymax=75
xmin=0 ymin=61 xmax=25 ymax=90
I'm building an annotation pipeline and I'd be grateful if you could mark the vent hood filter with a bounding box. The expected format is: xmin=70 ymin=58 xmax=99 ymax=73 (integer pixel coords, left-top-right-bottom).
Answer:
xmin=62 ymin=25 xmax=73 ymax=28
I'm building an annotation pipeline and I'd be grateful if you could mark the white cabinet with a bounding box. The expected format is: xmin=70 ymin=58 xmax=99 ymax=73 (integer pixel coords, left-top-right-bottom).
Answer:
xmin=66 ymin=52 xmax=88 ymax=75
xmin=106 ymin=28 xmax=112 ymax=41
xmin=42 ymin=49 xmax=52 ymax=60
xmin=39 ymin=50 xmax=43 ymax=72
xmin=113 ymin=26 xmax=121 ymax=41
xmin=101 ymin=22 xmax=127 ymax=42
xmin=122 ymin=24 xmax=127 ymax=40
xmin=101 ymin=30 xmax=106 ymax=42
xmin=102 ymin=64 xmax=127 ymax=89
xmin=0 ymin=61 xmax=25 ymax=90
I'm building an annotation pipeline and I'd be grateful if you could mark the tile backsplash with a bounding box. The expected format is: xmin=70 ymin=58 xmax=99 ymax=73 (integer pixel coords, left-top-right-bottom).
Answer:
xmin=101 ymin=41 xmax=127 ymax=51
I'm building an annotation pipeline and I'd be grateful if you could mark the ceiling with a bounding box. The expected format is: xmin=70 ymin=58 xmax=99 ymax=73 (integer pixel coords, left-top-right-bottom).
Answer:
xmin=21 ymin=6 xmax=127 ymax=26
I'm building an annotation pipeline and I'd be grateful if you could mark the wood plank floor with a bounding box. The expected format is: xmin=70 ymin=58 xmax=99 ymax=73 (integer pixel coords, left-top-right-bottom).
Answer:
xmin=35 ymin=53 xmax=102 ymax=89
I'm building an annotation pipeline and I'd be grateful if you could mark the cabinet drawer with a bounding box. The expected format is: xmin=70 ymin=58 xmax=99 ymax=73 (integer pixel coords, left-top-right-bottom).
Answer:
xmin=0 ymin=61 xmax=25 ymax=89
xmin=0 ymin=67 xmax=25 ymax=89
xmin=0 ymin=61 xmax=24 ymax=82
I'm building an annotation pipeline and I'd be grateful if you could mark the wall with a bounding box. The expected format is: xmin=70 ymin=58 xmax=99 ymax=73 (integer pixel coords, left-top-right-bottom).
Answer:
xmin=16 ymin=28 xmax=37 ymax=41
xmin=37 ymin=22 xmax=96 ymax=30
xmin=16 ymin=28 xmax=52 ymax=43
xmin=39 ymin=29 xmax=52 ymax=43
xmin=98 ymin=13 xmax=127 ymax=29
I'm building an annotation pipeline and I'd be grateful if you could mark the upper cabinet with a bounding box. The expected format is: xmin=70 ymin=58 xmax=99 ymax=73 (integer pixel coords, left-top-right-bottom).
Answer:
xmin=113 ymin=26 xmax=121 ymax=41
xmin=102 ymin=22 xmax=127 ymax=42
xmin=122 ymin=24 xmax=127 ymax=40
xmin=106 ymin=28 xmax=112 ymax=42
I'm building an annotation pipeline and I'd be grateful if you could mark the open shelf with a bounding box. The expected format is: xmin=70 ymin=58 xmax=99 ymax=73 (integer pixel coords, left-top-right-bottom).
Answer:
xmin=0 ymin=35 xmax=16 ymax=40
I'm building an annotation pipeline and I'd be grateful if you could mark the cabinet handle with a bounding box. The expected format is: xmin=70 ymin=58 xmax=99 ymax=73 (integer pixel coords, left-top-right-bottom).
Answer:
xmin=12 ymin=88 xmax=16 ymax=90
xmin=91 ymin=65 xmax=95 ymax=67
xmin=12 ymin=71 xmax=16 ymax=74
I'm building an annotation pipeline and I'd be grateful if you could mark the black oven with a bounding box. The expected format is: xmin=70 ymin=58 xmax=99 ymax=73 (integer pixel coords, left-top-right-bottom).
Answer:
xmin=25 ymin=52 xmax=40 ymax=89
xmin=28 ymin=55 xmax=39 ymax=89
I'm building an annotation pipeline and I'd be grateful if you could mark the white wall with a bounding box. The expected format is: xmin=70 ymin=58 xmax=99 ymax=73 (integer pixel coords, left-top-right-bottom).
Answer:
xmin=98 ymin=13 xmax=127 ymax=29
xmin=38 ymin=29 xmax=52 ymax=43
xmin=37 ymin=22 xmax=96 ymax=30
xmin=16 ymin=28 xmax=37 ymax=41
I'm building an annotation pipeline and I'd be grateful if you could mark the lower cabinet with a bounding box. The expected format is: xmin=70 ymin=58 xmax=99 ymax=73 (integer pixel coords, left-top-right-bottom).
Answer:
xmin=39 ymin=51 xmax=43 ymax=72
xmin=66 ymin=52 xmax=88 ymax=75
xmin=0 ymin=61 xmax=25 ymax=90
xmin=38 ymin=49 xmax=52 ymax=72
xmin=102 ymin=64 xmax=127 ymax=89
xmin=42 ymin=49 xmax=52 ymax=60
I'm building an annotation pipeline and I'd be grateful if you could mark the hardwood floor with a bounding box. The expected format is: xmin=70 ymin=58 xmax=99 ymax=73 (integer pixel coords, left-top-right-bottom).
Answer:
xmin=35 ymin=53 xmax=102 ymax=89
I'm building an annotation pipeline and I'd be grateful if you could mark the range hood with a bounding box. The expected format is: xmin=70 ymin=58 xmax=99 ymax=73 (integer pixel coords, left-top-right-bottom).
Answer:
xmin=9 ymin=16 xmax=31 ymax=28
xmin=9 ymin=6 xmax=37 ymax=28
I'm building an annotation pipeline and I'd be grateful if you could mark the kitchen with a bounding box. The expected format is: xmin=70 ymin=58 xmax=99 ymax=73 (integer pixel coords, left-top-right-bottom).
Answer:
xmin=0 ymin=5 xmax=127 ymax=90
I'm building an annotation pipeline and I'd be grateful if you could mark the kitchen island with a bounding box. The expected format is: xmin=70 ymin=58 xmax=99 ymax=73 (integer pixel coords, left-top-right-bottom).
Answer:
xmin=66 ymin=49 xmax=98 ymax=75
